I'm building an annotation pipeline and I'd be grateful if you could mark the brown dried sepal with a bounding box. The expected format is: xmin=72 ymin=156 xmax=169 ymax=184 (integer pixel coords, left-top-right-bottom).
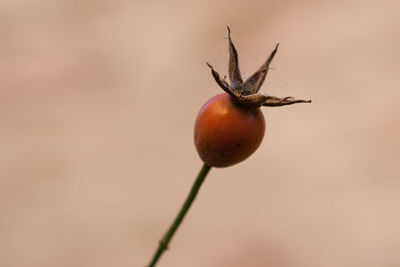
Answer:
xmin=207 ymin=27 xmax=311 ymax=109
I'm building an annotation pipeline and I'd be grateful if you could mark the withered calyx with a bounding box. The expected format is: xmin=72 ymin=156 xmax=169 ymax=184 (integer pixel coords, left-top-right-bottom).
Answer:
xmin=207 ymin=27 xmax=311 ymax=109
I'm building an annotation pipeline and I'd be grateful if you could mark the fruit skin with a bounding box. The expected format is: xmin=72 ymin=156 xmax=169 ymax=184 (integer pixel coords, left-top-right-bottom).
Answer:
xmin=194 ymin=93 xmax=265 ymax=168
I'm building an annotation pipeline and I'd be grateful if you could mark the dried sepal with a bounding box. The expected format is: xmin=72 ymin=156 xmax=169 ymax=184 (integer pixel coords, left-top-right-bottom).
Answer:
xmin=227 ymin=26 xmax=243 ymax=89
xmin=207 ymin=28 xmax=311 ymax=109
xmin=236 ymin=94 xmax=267 ymax=109
xmin=206 ymin=62 xmax=236 ymax=97
xmin=241 ymin=43 xmax=279 ymax=94
xmin=262 ymin=95 xmax=312 ymax=107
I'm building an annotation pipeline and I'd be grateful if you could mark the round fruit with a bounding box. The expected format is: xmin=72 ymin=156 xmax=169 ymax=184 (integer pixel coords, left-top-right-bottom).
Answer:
xmin=194 ymin=93 xmax=265 ymax=168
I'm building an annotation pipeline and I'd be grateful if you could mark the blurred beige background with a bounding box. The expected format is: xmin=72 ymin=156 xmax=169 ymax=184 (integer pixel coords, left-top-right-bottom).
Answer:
xmin=1 ymin=0 xmax=400 ymax=266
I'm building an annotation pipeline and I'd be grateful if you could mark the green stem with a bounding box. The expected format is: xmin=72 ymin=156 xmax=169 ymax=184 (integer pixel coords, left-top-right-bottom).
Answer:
xmin=147 ymin=163 xmax=212 ymax=267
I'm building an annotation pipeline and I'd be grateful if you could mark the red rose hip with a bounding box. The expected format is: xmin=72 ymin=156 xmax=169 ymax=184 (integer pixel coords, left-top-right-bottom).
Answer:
xmin=194 ymin=93 xmax=265 ymax=167
xmin=195 ymin=27 xmax=310 ymax=167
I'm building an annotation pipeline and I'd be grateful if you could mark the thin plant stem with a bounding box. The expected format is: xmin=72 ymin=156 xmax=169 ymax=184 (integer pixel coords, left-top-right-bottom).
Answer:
xmin=147 ymin=163 xmax=212 ymax=267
